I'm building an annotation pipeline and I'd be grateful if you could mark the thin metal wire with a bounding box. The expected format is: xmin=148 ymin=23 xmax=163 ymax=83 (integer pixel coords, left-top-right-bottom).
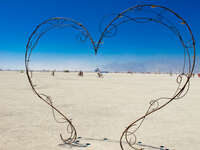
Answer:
xmin=25 ymin=4 xmax=195 ymax=150
xmin=98 ymin=5 xmax=195 ymax=150
xmin=25 ymin=17 xmax=96 ymax=145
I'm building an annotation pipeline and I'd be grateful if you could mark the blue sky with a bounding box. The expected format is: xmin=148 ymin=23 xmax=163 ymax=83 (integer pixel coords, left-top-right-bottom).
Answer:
xmin=0 ymin=0 xmax=199 ymax=72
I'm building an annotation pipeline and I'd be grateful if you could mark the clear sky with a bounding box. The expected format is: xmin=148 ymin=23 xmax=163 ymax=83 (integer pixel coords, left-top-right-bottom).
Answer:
xmin=0 ymin=0 xmax=199 ymax=72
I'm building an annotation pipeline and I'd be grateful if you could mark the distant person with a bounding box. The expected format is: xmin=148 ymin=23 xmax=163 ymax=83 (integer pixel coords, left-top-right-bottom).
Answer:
xmin=97 ymin=72 xmax=103 ymax=78
xmin=51 ymin=71 xmax=55 ymax=76
xmin=78 ymin=71 xmax=83 ymax=77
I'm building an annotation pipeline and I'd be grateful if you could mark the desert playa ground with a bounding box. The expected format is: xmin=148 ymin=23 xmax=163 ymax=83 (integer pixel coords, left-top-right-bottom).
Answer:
xmin=0 ymin=71 xmax=199 ymax=150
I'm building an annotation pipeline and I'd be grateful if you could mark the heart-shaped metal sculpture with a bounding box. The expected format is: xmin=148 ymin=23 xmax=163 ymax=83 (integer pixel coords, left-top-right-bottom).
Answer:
xmin=25 ymin=4 xmax=196 ymax=150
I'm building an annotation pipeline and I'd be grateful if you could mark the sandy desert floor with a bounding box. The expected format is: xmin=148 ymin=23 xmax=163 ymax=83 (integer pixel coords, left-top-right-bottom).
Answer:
xmin=0 ymin=71 xmax=199 ymax=150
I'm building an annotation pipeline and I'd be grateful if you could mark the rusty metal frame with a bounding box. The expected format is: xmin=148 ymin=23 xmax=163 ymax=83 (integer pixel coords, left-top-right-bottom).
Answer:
xmin=25 ymin=4 xmax=195 ymax=150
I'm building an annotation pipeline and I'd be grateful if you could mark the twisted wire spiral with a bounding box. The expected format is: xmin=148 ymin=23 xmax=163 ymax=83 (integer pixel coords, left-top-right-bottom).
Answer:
xmin=25 ymin=4 xmax=195 ymax=150
xmin=25 ymin=17 xmax=97 ymax=144
xmin=97 ymin=4 xmax=195 ymax=150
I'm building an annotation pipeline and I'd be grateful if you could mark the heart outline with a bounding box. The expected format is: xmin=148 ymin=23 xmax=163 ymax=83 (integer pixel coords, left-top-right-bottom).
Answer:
xmin=25 ymin=4 xmax=196 ymax=150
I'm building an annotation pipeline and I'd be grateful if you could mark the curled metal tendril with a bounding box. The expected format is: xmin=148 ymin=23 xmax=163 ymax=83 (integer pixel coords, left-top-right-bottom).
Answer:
xmin=25 ymin=4 xmax=195 ymax=150
xmin=98 ymin=4 xmax=195 ymax=150
xmin=101 ymin=5 xmax=195 ymax=150
xmin=25 ymin=17 xmax=97 ymax=145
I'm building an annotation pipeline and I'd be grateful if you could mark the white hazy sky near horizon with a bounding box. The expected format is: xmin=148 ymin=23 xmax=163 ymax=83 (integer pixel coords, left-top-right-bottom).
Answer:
xmin=1 ymin=51 xmax=199 ymax=73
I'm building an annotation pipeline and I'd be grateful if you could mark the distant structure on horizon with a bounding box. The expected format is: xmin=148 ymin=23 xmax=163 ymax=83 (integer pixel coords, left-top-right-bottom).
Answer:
xmin=94 ymin=68 xmax=100 ymax=72
xmin=94 ymin=67 xmax=109 ymax=73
